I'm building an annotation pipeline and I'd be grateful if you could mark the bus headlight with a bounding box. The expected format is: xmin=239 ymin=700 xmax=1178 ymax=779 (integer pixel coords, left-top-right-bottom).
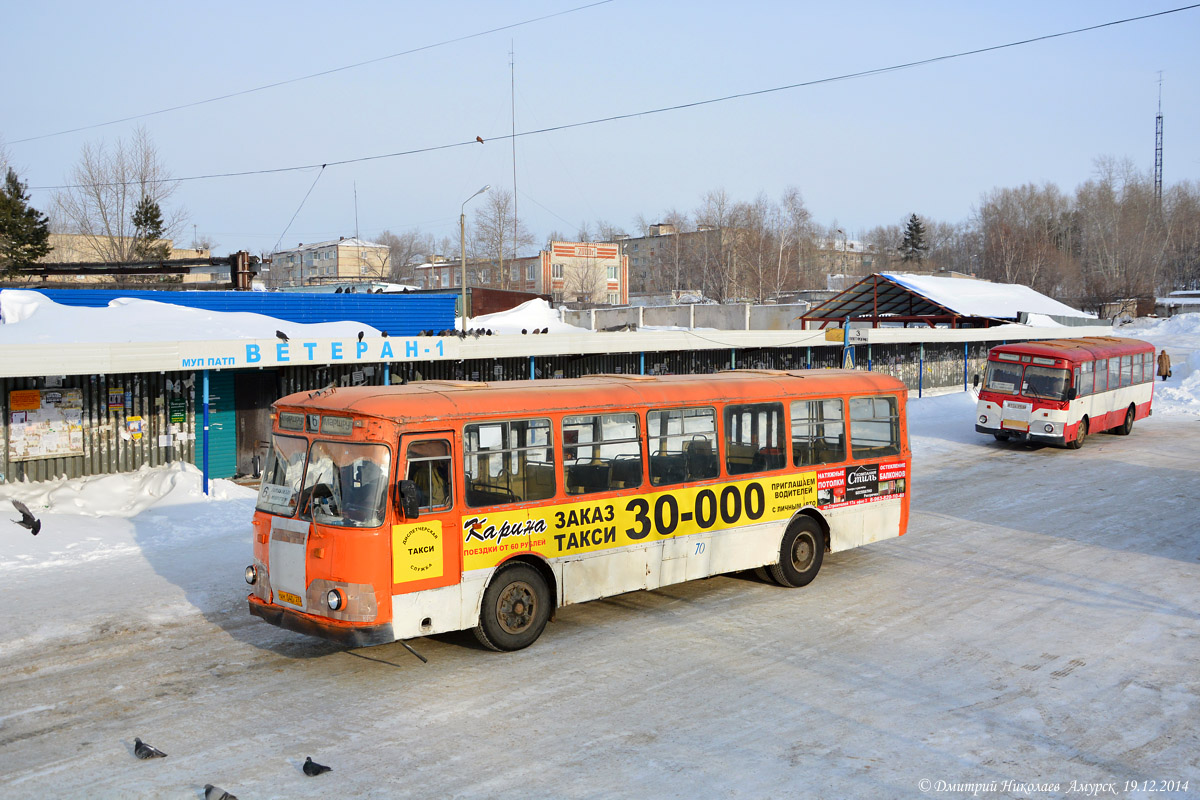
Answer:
xmin=245 ymin=565 xmax=258 ymax=585
xmin=979 ymin=415 xmax=988 ymax=424
xmin=327 ymin=588 xmax=345 ymax=611
xmin=1044 ymin=423 xmax=1055 ymax=433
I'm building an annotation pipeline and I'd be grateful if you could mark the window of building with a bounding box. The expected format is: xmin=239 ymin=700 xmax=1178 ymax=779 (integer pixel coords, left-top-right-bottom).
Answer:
xmin=647 ymin=407 xmax=718 ymax=486
xmin=463 ymin=418 xmax=555 ymax=507
xmin=607 ymin=292 xmax=620 ymax=305
xmin=552 ymin=263 xmax=565 ymax=278
xmin=607 ymin=265 xmax=619 ymax=280
xmin=527 ymin=264 xmax=536 ymax=281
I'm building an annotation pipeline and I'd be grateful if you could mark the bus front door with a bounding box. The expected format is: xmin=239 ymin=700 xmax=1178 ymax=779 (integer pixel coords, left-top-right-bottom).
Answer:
xmin=392 ymin=435 xmax=462 ymax=593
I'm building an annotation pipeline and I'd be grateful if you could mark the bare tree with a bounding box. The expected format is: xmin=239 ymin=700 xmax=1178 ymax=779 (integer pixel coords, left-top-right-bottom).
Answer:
xmin=376 ymin=228 xmax=431 ymax=283
xmin=1074 ymin=157 xmax=1167 ymax=308
xmin=52 ymin=126 xmax=186 ymax=263
xmin=471 ymin=188 xmax=534 ymax=290
xmin=564 ymin=257 xmax=607 ymax=303
xmin=1163 ymin=180 xmax=1200 ymax=291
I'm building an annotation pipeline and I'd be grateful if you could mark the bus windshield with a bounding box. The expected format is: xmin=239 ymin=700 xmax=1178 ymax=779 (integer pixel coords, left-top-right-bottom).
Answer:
xmin=984 ymin=362 xmax=1023 ymax=395
xmin=1023 ymin=366 xmax=1070 ymax=401
xmin=300 ymin=441 xmax=391 ymax=528
xmin=256 ymin=434 xmax=309 ymax=515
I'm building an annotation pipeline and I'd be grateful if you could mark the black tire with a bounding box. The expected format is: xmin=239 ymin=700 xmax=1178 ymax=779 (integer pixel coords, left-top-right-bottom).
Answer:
xmin=769 ymin=517 xmax=825 ymax=588
xmin=1115 ymin=405 xmax=1135 ymax=436
xmin=993 ymin=432 xmax=1010 ymax=442
xmin=474 ymin=563 xmax=551 ymax=652
xmin=1068 ymin=417 xmax=1088 ymax=449
xmin=754 ymin=566 xmax=775 ymax=584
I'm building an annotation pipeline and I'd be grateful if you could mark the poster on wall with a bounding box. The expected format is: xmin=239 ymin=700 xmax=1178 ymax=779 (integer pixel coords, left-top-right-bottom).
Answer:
xmin=8 ymin=388 xmax=85 ymax=461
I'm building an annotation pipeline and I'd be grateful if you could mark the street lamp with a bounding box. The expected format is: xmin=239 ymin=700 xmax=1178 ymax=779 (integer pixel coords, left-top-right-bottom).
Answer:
xmin=461 ymin=185 xmax=490 ymax=328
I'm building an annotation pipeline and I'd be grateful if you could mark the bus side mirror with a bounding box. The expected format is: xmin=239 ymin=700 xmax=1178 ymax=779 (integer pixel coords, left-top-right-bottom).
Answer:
xmin=972 ymin=374 xmax=980 ymax=389
xmin=398 ymin=480 xmax=420 ymax=519
xmin=1067 ymin=387 xmax=1077 ymax=401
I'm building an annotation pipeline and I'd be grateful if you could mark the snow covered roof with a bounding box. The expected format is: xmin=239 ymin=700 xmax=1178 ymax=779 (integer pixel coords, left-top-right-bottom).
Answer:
xmin=804 ymin=273 xmax=1094 ymax=325
xmin=271 ymin=237 xmax=386 ymax=255
xmin=882 ymin=273 xmax=1094 ymax=319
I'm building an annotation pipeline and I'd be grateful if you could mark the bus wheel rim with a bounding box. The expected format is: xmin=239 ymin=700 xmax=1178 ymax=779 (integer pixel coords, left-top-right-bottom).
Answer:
xmin=791 ymin=533 xmax=815 ymax=571
xmin=497 ymin=581 xmax=536 ymax=634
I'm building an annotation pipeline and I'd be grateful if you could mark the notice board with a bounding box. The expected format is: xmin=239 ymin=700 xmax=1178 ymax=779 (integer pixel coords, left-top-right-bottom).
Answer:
xmin=8 ymin=388 xmax=85 ymax=461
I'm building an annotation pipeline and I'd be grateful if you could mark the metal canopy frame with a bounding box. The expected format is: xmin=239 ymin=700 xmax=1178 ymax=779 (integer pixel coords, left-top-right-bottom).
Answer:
xmin=801 ymin=273 xmax=1002 ymax=329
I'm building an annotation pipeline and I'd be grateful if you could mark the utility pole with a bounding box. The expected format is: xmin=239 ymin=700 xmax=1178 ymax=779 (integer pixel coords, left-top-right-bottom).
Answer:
xmin=1154 ymin=71 xmax=1164 ymax=212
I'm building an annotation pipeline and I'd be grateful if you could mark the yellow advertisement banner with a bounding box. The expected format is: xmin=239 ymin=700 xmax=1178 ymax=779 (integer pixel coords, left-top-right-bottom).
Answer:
xmin=461 ymin=473 xmax=820 ymax=572
xmin=392 ymin=521 xmax=444 ymax=583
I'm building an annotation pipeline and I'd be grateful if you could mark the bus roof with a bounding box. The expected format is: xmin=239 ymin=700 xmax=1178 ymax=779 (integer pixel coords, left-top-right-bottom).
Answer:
xmin=276 ymin=369 xmax=908 ymax=425
xmin=989 ymin=336 xmax=1153 ymax=363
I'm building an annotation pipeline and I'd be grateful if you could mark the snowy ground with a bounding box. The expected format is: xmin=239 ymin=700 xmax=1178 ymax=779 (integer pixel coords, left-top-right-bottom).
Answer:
xmin=0 ymin=316 xmax=1197 ymax=799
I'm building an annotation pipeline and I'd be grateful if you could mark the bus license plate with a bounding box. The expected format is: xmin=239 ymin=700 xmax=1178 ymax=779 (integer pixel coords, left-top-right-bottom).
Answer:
xmin=277 ymin=590 xmax=303 ymax=607
xmin=1002 ymin=419 xmax=1029 ymax=431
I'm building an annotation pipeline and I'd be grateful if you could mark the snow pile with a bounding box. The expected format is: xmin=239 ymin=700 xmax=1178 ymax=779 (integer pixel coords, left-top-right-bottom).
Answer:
xmin=0 ymin=289 xmax=378 ymax=344
xmin=465 ymin=298 xmax=589 ymax=335
xmin=1122 ymin=312 xmax=1200 ymax=416
xmin=0 ymin=464 xmax=255 ymax=576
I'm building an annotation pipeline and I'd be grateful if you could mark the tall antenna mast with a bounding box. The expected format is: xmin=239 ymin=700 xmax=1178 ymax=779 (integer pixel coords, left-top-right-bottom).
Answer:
xmin=1154 ymin=71 xmax=1163 ymax=211
xmin=511 ymin=41 xmax=519 ymax=285
xmin=354 ymin=181 xmax=360 ymax=241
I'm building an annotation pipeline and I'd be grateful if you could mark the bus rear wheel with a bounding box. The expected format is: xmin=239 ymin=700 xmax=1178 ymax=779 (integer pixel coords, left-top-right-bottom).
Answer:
xmin=474 ymin=563 xmax=551 ymax=652
xmin=1069 ymin=417 xmax=1088 ymax=449
xmin=769 ymin=517 xmax=825 ymax=588
xmin=1115 ymin=405 xmax=1135 ymax=436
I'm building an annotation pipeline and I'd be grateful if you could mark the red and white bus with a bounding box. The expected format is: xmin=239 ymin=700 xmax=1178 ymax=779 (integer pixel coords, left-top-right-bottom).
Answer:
xmin=975 ymin=336 xmax=1155 ymax=448
xmin=246 ymin=370 xmax=911 ymax=651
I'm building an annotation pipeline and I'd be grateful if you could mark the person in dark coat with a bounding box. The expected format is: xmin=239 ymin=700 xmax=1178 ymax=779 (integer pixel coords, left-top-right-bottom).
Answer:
xmin=1157 ymin=349 xmax=1172 ymax=381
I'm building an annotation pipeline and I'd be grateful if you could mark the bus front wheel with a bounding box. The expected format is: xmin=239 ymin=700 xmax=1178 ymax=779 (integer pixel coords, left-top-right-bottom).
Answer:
xmin=1069 ymin=417 xmax=1088 ymax=449
xmin=474 ymin=563 xmax=551 ymax=652
xmin=769 ymin=518 xmax=825 ymax=588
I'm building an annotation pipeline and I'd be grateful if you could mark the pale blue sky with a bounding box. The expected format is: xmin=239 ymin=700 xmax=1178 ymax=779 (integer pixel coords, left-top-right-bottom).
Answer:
xmin=4 ymin=1 xmax=1198 ymax=254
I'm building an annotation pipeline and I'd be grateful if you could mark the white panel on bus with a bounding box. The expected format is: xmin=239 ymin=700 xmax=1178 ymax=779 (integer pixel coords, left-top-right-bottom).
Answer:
xmin=562 ymin=545 xmax=653 ymax=605
xmin=269 ymin=517 xmax=310 ymax=612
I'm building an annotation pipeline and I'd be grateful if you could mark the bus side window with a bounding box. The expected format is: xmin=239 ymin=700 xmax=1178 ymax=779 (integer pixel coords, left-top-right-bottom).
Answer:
xmin=1076 ymin=361 xmax=1092 ymax=397
xmin=790 ymin=399 xmax=845 ymax=466
xmin=463 ymin=419 xmax=554 ymax=507
xmin=1094 ymin=358 xmax=1108 ymax=392
xmin=849 ymin=396 xmax=900 ymax=460
xmin=562 ymin=412 xmax=642 ymax=494
xmin=1120 ymin=355 xmax=1133 ymax=387
xmin=647 ymin=407 xmax=717 ymax=486
xmin=724 ymin=403 xmax=784 ymax=475
xmin=406 ymin=439 xmax=452 ymax=512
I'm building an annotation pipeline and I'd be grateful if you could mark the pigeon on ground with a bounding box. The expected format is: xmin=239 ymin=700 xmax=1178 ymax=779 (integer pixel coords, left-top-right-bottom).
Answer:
xmin=10 ymin=500 xmax=40 ymax=536
xmin=541 ymin=327 xmax=549 ymax=334
xmin=204 ymin=784 xmax=238 ymax=800
xmin=357 ymin=331 xmax=364 ymax=342
xmin=521 ymin=328 xmax=528 ymax=335
xmin=303 ymin=756 xmax=332 ymax=776
xmin=133 ymin=737 xmax=167 ymax=759
xmin=276 ymin=330 xmax=289 ymax=342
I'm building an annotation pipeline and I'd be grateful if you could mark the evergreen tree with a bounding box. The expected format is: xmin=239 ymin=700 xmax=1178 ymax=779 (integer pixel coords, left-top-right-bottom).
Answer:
xmin=132 ymin=195 xmax=170 ymax=260
xmin=0 ymin=168 xmax=52 ymax=277
xmin=900 ymin=213 xmax=928 ymax=264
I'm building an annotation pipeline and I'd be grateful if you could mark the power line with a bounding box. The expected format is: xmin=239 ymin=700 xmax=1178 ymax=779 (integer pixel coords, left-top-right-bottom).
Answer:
xmin=8 ymin=0 xmax=614 ymax=145
xmin=272 ymin=165 xmax=327 ymax=254
xmin=32 ymin=3 xmax=1200 ymax=192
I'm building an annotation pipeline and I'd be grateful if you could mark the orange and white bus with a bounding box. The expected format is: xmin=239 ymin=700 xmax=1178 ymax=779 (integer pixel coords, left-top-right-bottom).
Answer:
xmin=246 ymin=370 xmax=910 ymax=651
xmin=975 ymin=336 xmax=1155 ymax=448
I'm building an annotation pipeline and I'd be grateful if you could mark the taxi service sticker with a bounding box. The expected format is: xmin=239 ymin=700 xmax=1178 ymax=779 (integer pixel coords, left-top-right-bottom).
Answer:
xmin=393 ymin=521 xmax=444 ymax=582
